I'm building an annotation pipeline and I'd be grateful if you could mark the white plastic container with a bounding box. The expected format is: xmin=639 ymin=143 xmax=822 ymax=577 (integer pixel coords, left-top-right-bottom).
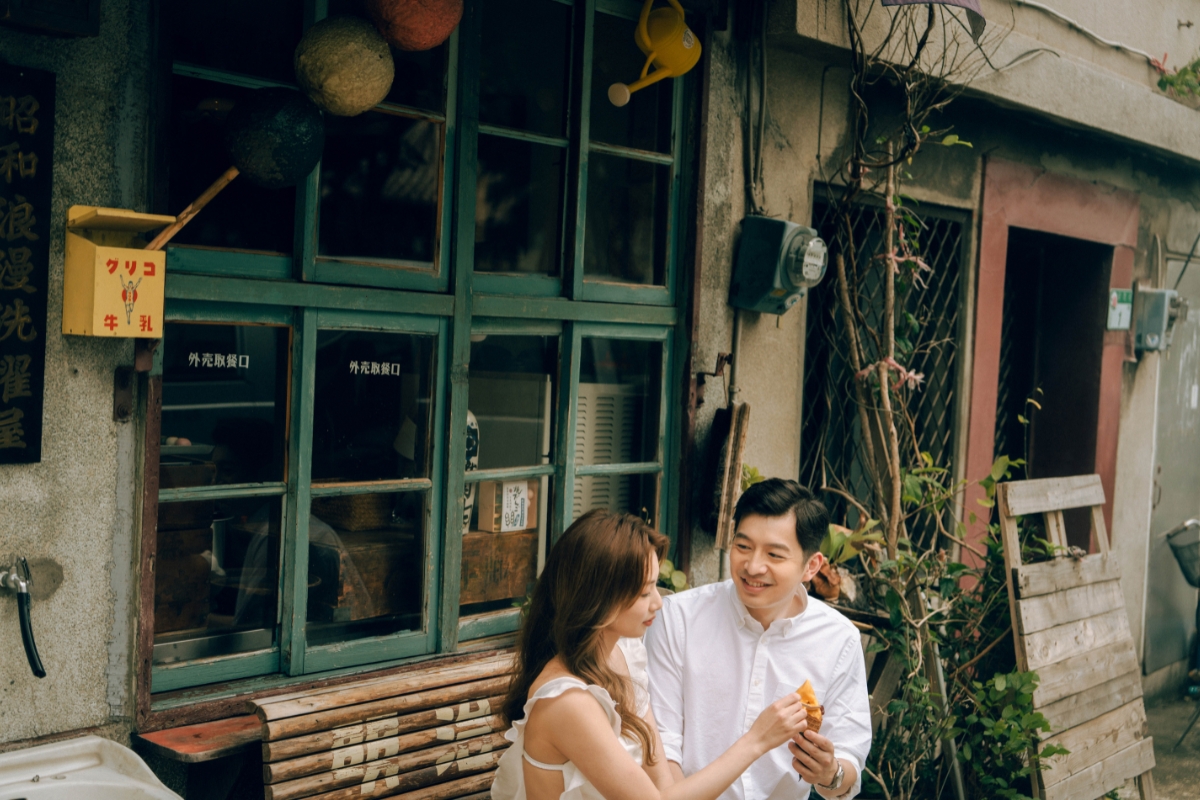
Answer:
xmin=0 ymin=735 xmax=181 ymax=799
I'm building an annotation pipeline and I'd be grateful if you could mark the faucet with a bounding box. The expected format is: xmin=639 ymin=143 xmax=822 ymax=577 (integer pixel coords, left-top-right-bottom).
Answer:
xmin=1 ymin=558 xmax=46 ymax=678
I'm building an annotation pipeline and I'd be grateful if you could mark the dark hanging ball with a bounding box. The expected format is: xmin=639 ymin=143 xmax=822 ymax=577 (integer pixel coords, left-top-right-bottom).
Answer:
xmin=224 ymin=88 xmax=325 ymax=189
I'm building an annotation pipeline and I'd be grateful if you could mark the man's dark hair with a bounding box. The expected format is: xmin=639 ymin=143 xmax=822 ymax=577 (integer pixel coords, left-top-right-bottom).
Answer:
xmin=733 ymin=478 xmax=829 ymax=556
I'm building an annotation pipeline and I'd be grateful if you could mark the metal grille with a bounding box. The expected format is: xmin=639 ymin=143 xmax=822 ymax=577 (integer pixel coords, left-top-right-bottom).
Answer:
xmin=992 ymin=246 xmax=1039 ymax=475
xmin=800 ymin=192 xmax=965 ymax=542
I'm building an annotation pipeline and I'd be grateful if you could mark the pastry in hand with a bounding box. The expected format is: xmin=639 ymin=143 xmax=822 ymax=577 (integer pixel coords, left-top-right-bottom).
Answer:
xmin=797 ymin=679 xmax=824 ymax=734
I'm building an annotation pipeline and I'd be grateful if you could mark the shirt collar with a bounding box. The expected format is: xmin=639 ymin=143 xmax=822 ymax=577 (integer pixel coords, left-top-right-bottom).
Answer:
xmin=725 ymin=579 xmax=810 ymax=635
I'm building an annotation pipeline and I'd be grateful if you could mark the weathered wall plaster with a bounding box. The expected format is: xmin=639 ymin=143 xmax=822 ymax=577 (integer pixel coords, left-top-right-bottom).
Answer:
xmin=0 ymin=0 xmax=150 ymax=745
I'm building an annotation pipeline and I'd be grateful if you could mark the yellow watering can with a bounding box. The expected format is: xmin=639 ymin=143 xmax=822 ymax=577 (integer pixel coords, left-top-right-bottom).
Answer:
xmin=608 ymin=0 xmax=701 ymax=107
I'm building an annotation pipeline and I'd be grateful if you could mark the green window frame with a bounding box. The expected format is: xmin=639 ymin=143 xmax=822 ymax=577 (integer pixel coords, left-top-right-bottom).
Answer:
xmin=147 ymin=0 xmax=693 ymax=698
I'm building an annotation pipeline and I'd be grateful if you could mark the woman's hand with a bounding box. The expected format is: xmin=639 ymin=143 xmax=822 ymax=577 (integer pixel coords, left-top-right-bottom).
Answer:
xmin=746 ymin=693 xmax=808 ymax=754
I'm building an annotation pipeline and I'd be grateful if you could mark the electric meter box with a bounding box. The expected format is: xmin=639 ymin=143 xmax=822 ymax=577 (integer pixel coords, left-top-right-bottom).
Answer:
xmin=1134 ymin=287 xmax=1178 ymax=351
xmin=729 ymin=216 xmax=828 ymax=315
xmin=63 ymin=206 xmax=174 ymax=338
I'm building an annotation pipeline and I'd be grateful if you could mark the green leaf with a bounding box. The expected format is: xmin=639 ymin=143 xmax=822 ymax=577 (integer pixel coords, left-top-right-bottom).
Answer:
xmin=1017 ymin=414 xmax=1028 ymax=424
xmin=940 ymin=133 xmax=973 ymax=148
xmin=993 ymin=674 xmax=1007 ymax=691
xmin=671 ymin=570 xmax=687 ymax=590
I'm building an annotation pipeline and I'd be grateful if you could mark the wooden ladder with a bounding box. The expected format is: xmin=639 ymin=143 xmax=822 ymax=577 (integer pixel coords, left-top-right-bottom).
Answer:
xmin=997 ymin=475 xmax=1155 ymax=800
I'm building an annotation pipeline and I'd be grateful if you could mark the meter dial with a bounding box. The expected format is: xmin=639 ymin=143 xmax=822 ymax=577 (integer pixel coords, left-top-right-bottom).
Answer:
xmin=784 ymin=232 xmax=828 ymax=289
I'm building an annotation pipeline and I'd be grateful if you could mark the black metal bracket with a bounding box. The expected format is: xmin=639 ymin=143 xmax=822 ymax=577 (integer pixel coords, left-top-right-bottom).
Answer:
xmin=696 ymin=352 xmax=732 ymax=408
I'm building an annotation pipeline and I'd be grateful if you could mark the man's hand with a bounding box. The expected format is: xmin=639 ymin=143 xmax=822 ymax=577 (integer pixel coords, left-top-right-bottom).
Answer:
xmin=789 ymin=728 xmax=838 ymax=788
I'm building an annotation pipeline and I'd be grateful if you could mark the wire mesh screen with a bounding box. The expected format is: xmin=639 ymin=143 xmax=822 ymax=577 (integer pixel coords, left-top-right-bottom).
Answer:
xmin=800 ymin=192 xmax=966 ymax=542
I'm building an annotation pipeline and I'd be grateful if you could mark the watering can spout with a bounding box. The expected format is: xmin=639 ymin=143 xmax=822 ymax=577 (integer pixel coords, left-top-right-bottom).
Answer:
xmin=608 ymin=0 xmax=701 ymax=107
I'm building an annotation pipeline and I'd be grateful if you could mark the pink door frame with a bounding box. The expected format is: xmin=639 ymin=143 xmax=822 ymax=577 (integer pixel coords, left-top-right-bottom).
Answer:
xmin=964 ymin=158 xmax=1138 ymax=558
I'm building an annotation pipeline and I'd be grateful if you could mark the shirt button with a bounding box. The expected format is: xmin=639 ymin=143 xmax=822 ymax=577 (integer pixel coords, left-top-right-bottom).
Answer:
xmin=753 ymin=679 xmax=761 ymax=686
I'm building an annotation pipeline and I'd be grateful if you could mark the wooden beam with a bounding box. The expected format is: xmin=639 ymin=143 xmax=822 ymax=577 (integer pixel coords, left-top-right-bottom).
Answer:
xmin=1017 ymin=579 xmax=1124 ymax=635
xmin=1041 ymin=700 xmax=1147 ymax=788
xmin=1015 ymin=554 xmax=1121 ymax=599
xmin=1038 ymin=669 xmax=1143 ymax=740
xmin=1033 ymin=640 xmax=1140 ymax=708
xmin=1040 ymin=739 xmax=1155 ymax=800
xmin=1023 ymin=609 xmax=1131 ymax=671
xmin=1002 ymin=475 xmax=1106 ymax=517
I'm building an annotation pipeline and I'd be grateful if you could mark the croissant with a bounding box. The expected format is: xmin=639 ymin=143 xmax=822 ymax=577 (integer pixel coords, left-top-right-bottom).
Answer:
xmin=797 ymin=679 xmax=824 ymax=734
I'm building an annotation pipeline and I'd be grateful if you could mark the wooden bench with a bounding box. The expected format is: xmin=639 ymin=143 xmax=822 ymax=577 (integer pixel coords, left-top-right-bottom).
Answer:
xmin=997 ymin=475 xmax=1155 ymax=800
xmin=249 ymin=651 xmax=514 ymax=800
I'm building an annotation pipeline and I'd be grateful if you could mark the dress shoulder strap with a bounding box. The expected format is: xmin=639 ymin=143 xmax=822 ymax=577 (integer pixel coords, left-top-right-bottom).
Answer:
xmin=522 ymin=751 xmax=569 ymax=772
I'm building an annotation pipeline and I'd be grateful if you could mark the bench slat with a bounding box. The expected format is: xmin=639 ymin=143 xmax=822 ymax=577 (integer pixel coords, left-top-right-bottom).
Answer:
xmin=135 ymin=714 xmax=261 ymax=764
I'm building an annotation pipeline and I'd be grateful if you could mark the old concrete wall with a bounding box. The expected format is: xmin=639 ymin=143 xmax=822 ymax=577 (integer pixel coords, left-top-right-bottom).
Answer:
xmin=0 ymin=0 xmax=150 ymax=746
xmin=687 ymin=1 xmax=1200 ymax=667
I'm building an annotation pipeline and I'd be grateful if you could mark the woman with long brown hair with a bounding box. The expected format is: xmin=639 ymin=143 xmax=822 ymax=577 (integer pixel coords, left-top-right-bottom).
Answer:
xmin=491 ymin=510 xmax=808 ymax=800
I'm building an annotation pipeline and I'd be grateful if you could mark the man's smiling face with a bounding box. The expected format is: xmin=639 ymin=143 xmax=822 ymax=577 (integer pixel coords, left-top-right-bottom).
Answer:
xmin=729 ymin=512 xmax=824 ymax=620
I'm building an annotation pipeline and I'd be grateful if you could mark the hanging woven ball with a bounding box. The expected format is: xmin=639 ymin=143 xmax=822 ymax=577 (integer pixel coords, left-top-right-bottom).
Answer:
xmin=367 ymin=0 xmax=462 ymax=52
xmin=295 ymin=15 xmax=395 ymax=116
xmin=225 ymin=88 xmax=325 ymax=189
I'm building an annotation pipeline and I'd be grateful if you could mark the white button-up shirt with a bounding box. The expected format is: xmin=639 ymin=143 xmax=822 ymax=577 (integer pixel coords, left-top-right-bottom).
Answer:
xmin=645 ymin=580 xmax=872 ymax=800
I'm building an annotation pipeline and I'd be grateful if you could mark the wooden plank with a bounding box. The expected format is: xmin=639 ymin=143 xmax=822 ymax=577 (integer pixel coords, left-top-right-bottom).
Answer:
xmin=1002 ymin=475 xmax=1105 ymax=517
xmin=1023 ymin=609 xmax=1131 ymax=671
xmin=1092 ymin=504 xmax=1111 ymax=554
xmin=998 ymin=489 xmax=1030 ymax=669
xmin=364 ymin=771 xmax=493 ymax=800
xmin=265 ymin=714 xmax=505 ymax=783
xmin=1041 ymin=700 xmax=1147 ymax=788
xmin=1038 ymin=669 xmax=1143 ymax=739
xmin=1033 ymin=640 xmax=1141 ymax=707
xmin=869 ymin=651 xmax=904 ymax=734
xmin=303 ymin=748 xmax=503 ymax=800
xmin=1041 ymin=739 xmax=1155 ymax=800
xmin=1044 ymin=510 xmax=1068 ymax=549
xmin=1015 ymin=554 xmax=1121 ymax=599
xmin=1017 ymin=579 xmax=1124 ymax=634
xmin=263 ymin=698 xmax=501 ymax=763
xmin=264 ymin=677 xmax=512 ymax=742
xmin=135 ymin=715 xmax=261 ymax=764
xmin=266 ymin=733 xmax=509 ymax=800
xmin=257 ymin=655 xmax=512 ymax=720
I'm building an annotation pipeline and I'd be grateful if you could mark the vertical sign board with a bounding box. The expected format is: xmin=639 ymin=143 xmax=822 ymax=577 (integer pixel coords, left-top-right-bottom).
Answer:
xmin=0 ymin=64 xmax=53 ymax=464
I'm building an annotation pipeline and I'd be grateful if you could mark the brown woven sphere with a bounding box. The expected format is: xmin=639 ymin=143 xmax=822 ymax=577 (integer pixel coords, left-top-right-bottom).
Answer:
xmin=295 ymin=15 xmax=395 ymax=116
xmin=367 ymin=0 xmax=462 ymax=52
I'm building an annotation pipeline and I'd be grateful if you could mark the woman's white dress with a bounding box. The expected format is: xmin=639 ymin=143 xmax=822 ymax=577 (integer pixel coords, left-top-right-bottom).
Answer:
xmin=491 ymin=637 xmax=650 ymax=800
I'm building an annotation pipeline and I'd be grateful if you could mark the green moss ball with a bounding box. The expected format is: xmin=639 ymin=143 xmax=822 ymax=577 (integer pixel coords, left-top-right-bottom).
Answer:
xmin=295 ymin=15 xmax=395 ymax=116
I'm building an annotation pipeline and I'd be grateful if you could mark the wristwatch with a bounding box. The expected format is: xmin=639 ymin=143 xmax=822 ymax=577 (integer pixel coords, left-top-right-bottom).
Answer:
xmin=817 ymin=761 xmax=845 ymax=793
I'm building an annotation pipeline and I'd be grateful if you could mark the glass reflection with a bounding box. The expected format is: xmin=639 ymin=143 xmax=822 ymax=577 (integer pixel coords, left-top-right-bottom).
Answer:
xmin=480 ymin=0 xmax=570 ymax=137
xmin=153 ymin=499 xmax=282 ymax=664
xmin=468 ymin=336 xmax=557 ymax=469
xmin=577 ymin=338 xmax=661 ymax=465
xmin=169 ymin=0 xmax=302 ymax=83
xmin=573 ymin=472 xmax=660 ymax=521
xmin=307 ymin=491 xmax=426 ymax=644
xmin=585 ymin=155 xmax=670 ymax=285
xmin=168 ymin=76 xmax=296 ymax=254
xmin=319 ymin=111 xmax=442 ymax=265
xmin=475 ymin=135 xmax=563 ymax=275
xmin=161 ymin=322 xmax=290 ymax=487
xmin=590 ymin=11 xmax=674 ymax=153
xmin=312 ymin=330 xmax=436 ymax=482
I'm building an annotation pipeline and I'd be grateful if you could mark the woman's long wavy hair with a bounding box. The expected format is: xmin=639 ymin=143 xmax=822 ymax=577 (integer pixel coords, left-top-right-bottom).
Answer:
xmin=502 ymin=509 xmax=669 ymax=764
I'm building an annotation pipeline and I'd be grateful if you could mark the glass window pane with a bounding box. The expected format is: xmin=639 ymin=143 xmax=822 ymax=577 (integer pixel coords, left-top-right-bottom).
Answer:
xmin=479 ymin=0 xmax=570 ymax=137
xmin=307 ymin=491 xmax=426 ymax=644
xmin=326 ymin=1 xmax=448 ymax=111
xmin=475 ymin=135 xmax=564 ymax=275
xmin=318 ymin=111 xmax=443 ymax=266
xmin=168 ymin=0 xmax=302 ymax=83
xmin=168 ymin=76 xmax=296 ymax=254
xmin=590 ymin=12 xmax=674 ymax=153
xmin=467 ymin=336 xmax=557 ymax=470
xmin=459 ymin=488 xmax=544 ymax=617
xmin=153 ymin=498 xmax=282 ymax=665
xmin=584 ymin=155 xmax=670 ymax=285
xmin=161 ymin=322 xmax=291 ymax=487
xmin=312 ymin=330 xmax=436 ymax=483
xmin=573 ymin=472 xmax=660 ymax=521
xmin=577 ymin=338 xmax=661 ymax=464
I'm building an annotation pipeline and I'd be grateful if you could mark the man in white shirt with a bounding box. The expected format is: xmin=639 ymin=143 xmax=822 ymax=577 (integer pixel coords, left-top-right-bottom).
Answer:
xmin=646 ymin=479 xmax=872 ymax=799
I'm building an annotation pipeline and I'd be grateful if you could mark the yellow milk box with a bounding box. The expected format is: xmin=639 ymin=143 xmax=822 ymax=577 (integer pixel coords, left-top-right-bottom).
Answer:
xmin=63 ymin=205 xmax=175 ymax=337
